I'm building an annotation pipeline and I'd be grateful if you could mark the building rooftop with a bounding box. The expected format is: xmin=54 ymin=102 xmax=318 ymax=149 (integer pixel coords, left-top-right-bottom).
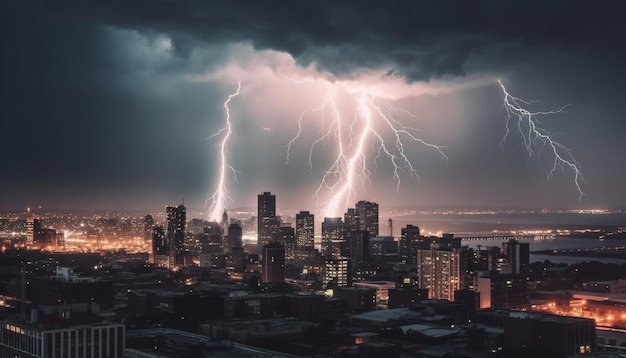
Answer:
xmin=352 ymin=307 xmax=421 ymax=323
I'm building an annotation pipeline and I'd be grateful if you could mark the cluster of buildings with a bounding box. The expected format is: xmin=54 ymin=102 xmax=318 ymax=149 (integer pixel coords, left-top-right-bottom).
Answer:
xmin=0 ymin=192 xmax=612 ymax=356
xmin=145 ymin=192 xmax=532 ymax=311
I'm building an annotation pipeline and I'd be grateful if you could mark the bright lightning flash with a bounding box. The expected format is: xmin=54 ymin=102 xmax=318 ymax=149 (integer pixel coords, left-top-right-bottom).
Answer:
xmin=287 ymin=84 xmax=447 ymax=217
xmin=206 ymin=82 xmax=241 ymax=221
xmin=498 ymin=79 xmax=584 ymax=200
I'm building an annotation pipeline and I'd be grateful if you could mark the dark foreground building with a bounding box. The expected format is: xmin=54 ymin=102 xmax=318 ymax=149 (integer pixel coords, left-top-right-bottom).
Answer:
xmin=471 ymin=309 xmax=596 ymax=356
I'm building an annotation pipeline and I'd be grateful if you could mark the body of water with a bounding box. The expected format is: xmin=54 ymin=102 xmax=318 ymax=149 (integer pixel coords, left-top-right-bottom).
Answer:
xmin=386 ymin=211 xmax=626 ymax=265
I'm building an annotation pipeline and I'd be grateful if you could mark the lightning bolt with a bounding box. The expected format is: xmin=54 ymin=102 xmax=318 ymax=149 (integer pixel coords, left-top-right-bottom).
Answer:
xmin=498 ymin=79 xmax=584 ymax=200
xmin=206 ymin=82 xmax=241 ymax=221
xmin=287 ymin=84 xmax=447 ymax=217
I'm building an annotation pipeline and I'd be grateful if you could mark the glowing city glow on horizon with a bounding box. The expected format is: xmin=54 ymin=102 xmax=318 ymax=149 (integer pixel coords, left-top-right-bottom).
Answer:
xmin=498 ymin=79 xmax=584 ymax=200
xmin=206 ymin=82 xmax=241 ymax=221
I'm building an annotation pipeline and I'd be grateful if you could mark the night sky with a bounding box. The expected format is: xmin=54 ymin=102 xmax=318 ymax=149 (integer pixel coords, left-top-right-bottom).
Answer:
xmin=2 ymin=1 xmax=625 ymax=215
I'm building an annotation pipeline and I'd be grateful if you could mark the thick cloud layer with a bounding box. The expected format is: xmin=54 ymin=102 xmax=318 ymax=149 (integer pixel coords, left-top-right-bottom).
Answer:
xmin=29 ymin=0 xmax=625 ymax=82
xmin=2 ymin=1 xmax=625 ymax=212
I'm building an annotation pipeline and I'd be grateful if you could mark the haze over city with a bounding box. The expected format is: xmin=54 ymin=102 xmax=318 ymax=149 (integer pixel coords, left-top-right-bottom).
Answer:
xmin=2 ymin=1 xmax=626 ymax=215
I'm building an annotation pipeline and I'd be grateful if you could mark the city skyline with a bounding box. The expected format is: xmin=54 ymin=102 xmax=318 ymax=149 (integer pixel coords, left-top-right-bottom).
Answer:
xmin=3 ymin=2 xmax=626 ymax=215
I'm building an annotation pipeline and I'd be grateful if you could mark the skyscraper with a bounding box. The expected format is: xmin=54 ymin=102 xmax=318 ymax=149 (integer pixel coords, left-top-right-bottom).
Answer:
xmin=166 ymin=204 xmax=186 ymax=268
xmin=503 ymin=239 xmax=530 ymax=276
xmin=344 ymin=208 xmax=367 ymax=262
xmin=279 ymin=224 xmax=296 ymax=263
xmin=295 ymin=211 xmax=314 ymax=249
xmin=257 ymin=192 xmax=276 ymax=246
xmin=152 ymin=226 xmax=168 ymax=267
xmin=400 ymin=224 xmax=421 ymax=264
xmin=143 ymin=214 xmax=154 ymax=243
xmin=25 ymin=218 xmax=41 ymax=246
xmin=356 ymin=200 xmax=379 ymax=238
xmin=321 ymin=217 xmax=345 ymax=258
xmin=416 ymin=243 xmax=465 ymax=301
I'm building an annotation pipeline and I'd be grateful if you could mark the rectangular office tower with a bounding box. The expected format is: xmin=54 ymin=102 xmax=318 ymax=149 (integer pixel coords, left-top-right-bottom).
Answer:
xmin=295 ymin=211 xmax=314 ymax=249
xmin=321 ymin=217 xmax=345 ymax=258
xmin=166 ymin=204 xmax=186 ymax=268
xmin=355 ymin=200 xmax=379 ymax=238
xmin=257 ymin=192 xmax=277 ymax=246
xmin=417 ymin=242 xmax=465 ymax=301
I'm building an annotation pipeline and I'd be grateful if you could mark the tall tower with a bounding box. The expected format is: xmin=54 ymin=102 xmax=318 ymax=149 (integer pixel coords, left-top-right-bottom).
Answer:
xmin=152 ymin=226 xmax=168 ymax=267
xmin=257 ymin=192 xmax=276 ymax=246
xmin=321 ymin=217 xmax=345 ymax=258
xmin=25 ymin=218 xmax=41 ymax=247
xmin=400 ymin=224 xmax=421 ymax=264
xmin=166 ymin=204 xmax=186 ymax=268
xmin=356 ymin=200 xmax=379 ymax=238
xmin=295 ymin=211 xmax=314 ymax=249
xmin=344 ymin=208 xmax=366 ymax=263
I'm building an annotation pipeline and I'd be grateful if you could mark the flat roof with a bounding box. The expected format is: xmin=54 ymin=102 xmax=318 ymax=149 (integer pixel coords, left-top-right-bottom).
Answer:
xmin=352 ymin=308 xmax=421 ymax=322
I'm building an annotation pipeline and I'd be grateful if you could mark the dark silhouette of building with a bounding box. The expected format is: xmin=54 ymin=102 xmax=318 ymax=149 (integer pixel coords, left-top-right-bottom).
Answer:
xmin=471 ymin=309 xmax=596 ymax=356
xmin=356 ymin=200 xmax=379 ymax=238
xmin=334 ymin=286 xmax=376 ymax=311
xmin=279 ymin=224 xmax=296 ymax=263
xmin=257 ymin=192 xmax=276 ymax=246
xmin=166 ymin=204 xmax=186 ymax=268
xmin=388 ymin=287 xmax=429 ymax=308
xmin=227 ymin=223 xmax=243 ymax=251
xmin=476 ymin=272 xmax=529 ymax=309
xmin=503 ymin=239 xmax=530 ymax=276
xmin=152 ymin=225 xmax=168 ymax=266
xmin=143 ymin=214 xmax=154 ymax=242
xmin=345 ymin=208 xmax=368 ymax=263
xmin=400 ymin=224 xmax=421 ymax=264
xmin=262 ymin=243 xmax=285 ymax=283
xmin=28 ymin=267 xmax=114 ymax=309
xmin=295 ymin=211 xmax=314 ymax=249
xmin=369 ymin=236 xmax=398 ymax=263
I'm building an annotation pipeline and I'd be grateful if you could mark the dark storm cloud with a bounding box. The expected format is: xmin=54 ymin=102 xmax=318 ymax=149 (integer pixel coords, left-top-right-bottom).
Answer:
xmin=33 ymin=0 xmax=626 ymax=81
xmin=2 ymin=0 xmax=625 ymax=211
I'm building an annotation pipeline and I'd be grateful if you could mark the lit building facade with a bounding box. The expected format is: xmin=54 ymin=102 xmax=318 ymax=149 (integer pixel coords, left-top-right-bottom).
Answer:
xmin=323 ymin=257 xmax=350 ymax=289
xmin=295 ymin=211 xmax=314 ymax=249
xmin=321 ymin=217 xmax=345 ymax=258
xmin=417 ymin=243 xmax=464 ymax=301
xmin=166 ymin=204 xmax=186 ymax=268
